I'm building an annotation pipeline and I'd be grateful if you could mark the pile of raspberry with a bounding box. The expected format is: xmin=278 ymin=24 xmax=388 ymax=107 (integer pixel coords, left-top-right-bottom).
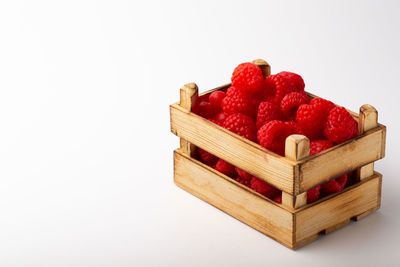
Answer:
xmin=192 ymin=62 xmax=359 ymax=204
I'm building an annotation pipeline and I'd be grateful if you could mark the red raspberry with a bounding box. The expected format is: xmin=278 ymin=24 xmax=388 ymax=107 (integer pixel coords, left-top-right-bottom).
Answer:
xmin=278 ymin=71 xmax=305 ymax=92
xmin=307 ymin=185 xmax=321 ymax=204
xmin=256 ymin=102 xmax=283 ymax=129
xmin=231 ymin=62 xmax=264 ymax=95
xmin=221 ymin=86 xmax=252 ymax=115
xmin=235 ymin=176 xmax=251 ymax=187
xmin=198 ymin=148 xmax=218 ymax=165
xmin=222 ymin=113 xmax=257 ymax=141
xmin=216 ymin=112 xmax=228 ymax=124
xmin=324 ymin=107 xmax=358 ymax=143
xmin=296 ymin=104 xmax=327 ymax=140
xmin=284 ymin=121 xmax=301 ymax=134
xmin=257 ymin=120 xmax=295 ymax=156
xmin=310 ymin=140 xmax=333 ymax=155
xmin=280 ymin=92 xmax=310 ymax=121
xmin=235 ymin=167 xmax=252 ymax=180
xmin=209 ymin=91 xmax=226 ymax=110
xmin=250 ymin=177 xmax=281 ymax=199
xmin=322 ymin=174 xmax=348 ymax=194
xmin=309 ymin=98 xmax=335 ymax=112
xmin=198 ymin=94 xmax=210 ymax=102
xmin=198 ymin=101 xmax=218 ymax=119
xmin=215 ymin=159 xmax=235 ymax=177
xmin=264 ymin=72 xmax=303 ymax=104
xmin=273 ymin=194 xmax=282 ymax=204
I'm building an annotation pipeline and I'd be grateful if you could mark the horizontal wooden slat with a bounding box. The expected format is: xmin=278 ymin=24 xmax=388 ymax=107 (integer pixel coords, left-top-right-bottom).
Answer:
xmin=174 ymin=149 xmax=294 ymax=248
xmin=170 ymin=103 xmax=297 ymax=193
xmin=299 ymin=126 xmax=385 ymax=192
xmin=295 ymin=173 xmax=381 ymax=246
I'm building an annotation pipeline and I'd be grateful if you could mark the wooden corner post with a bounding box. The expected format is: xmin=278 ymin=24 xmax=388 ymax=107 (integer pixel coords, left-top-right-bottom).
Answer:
xmin=357 ymin=104 xmax=378 ymax=180
xmin=179 ymin=83 xmax=199 ymax=156
xmin=252 ymin=59 xmax=271 ymax=78
xmin=282 ymin=135 xmax=310 ymax=209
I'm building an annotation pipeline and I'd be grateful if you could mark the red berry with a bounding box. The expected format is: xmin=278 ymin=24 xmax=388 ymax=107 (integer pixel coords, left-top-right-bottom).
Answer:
xmin=222 ymin=113 xmax=257 ymax=141
xmin=280 ymin=92 xmax=310 ymax=120
xmin=257 ymin=120 xmax=295 ymax=156
xmin=256 ymin=102 xmax=283 ymax=130
xmin=296 ymin=104 xmax=326 ymax=140
xmin=250 ymin=177 xmax=281 ymax=199
xmin=322 ymin=174 xmax=348 ymax=194
xmin=324 ymin=107 xmax=358 ymax=143
xmin=263 ymin=72 xmax=302 ymax=104
xmin=216 ymin=112 xmax=228 ymax=124
xmin=231 ymin=62 xmax=265 ymax=95
xmin=310 ymin=140 xmax=333 ymax=155
xmin=273 ymin=194 xmax=282 ymax=204
xmin=209 ymin=91 xmax=226 ymax=110
xmin=198 ymin=101 xmax=218 ymax=119
xmin=235 ymin=176 xmax=251 ymax=187
xmin=198 ymin=148 xmax=218 ymax=165
xmin=215 ymin=159 xmax=235 ymax=177
xmin=307 ymin=185 xmax=321 ymax=203
xmin=235 ymin=167 xmax=252 ymax=180
xmin=278 ymin=71 xmax=305 ymax=92
xmin=221 ymin=86 xmax=252 ymax=115
xmin=309 ymin=98 xmax=335 ymax=116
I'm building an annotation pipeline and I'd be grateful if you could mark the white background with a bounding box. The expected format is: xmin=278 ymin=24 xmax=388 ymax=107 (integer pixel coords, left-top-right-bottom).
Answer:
xmin=0 ymin=0 xmax=399 ymax=266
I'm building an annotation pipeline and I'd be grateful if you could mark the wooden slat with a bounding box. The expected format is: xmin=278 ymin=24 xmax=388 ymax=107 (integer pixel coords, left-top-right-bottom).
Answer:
xmin=294 ymin=174 xmax=381 ymax=247
xmin=357 ymin=104 xmax=378 ymax=180
xmin=252 ymin=59 xmax=271 ymax=77
xmin=174 ymin=149 xmax=294 ymax=248
xmin=179 ymin=83 xmax=198 ymax=156
xmin=282 ymin=135 xmax=310 ymax=209
xmin=170 ymin=103 xmax=297 ymax=193
xmin=299 ymin=126 xmax=385 ymax=192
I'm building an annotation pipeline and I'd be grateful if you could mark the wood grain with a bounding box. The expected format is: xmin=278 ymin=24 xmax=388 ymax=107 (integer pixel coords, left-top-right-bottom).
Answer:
xmin=295 ymin=174 xmax=381 ymax=246
xmin=299 ymin=126 xmax=385 ymax=192
xmin=174 ymin=149 xmax=294 ymax=248
xmin=170 ymin=103 xmax=297 ymax=193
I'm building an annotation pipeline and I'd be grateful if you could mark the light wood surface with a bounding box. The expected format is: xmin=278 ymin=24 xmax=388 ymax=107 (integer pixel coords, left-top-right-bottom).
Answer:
xmin=299 ymin=126 xmax=385 ymax=192
xmin=173 ymin=148 xmax=382 ymax=249
xmin=174 ymin=149 xmax=294 ymax=248
xmin=170 ymin=103 xmax=297 ymax=193
xmin=282 ymin=135 xmax=310 ymax=209
xmin=357 ymin=104 xmax=378 ymax=180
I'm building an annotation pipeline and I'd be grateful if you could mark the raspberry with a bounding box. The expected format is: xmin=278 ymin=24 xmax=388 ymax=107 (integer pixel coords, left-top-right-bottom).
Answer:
xmin=198 ymin=101 xmax=218 ymax=119
xmin=250 ymin=177 xmax=281 ymax=199
xmin=235 ymin=167 xmax=252 ymax=180
xmin=280 ymin=92 xmax=310 ymax=121
xmin=222 ymin=113 xmax=257 ymax=141
xmin=307 ymin=185 xmax=321 ymax=204
xmin=221 ymin=87 xmax=251 ymax=115
xmin=215 ymin=159 xmax=235 ymax=177
xmin=296 ymin=104 xmax=327 ymax=140
xmin=322 ymin=174 xmax=348 ymax=194
xmin=198 ymin=148 xmax=218 ymax=165
xmin=285 ymin=121 xmax=301 ymax=134
xmin=198 ymin=94 xmax=210 ymax=103
xmin=309 ymin=98 xmax=336 ymax=119
xmin=231 ymin=62 xmax=264 ymax=95
xmin=324 ymin=107 xmax=358 ymax=143
xmin=216 ymin=112 xmax=228 ymax=124
xmin=264 ymin=72 xmax=303 ymax=104
xmin=256 ymin=102 xmax=283 ymax=129
xmin=310 ymin=140 xmax=333 ymax=155
xmin=209 ymin=91 xmax=226 ymax=110
xmin=257 ymin=120 xmax=295 ymax=156
xmin=273 ymin=194 xmax=282 ymax=204
xmin=235 ymin=176 xmax=251 ymax=187
xmin=278 ymin=71 xmax=305 ymax=92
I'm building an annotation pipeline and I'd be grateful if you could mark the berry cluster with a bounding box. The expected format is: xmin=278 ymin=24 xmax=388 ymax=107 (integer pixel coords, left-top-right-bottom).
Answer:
xmin=192 ymin=62 xmax=359 ymax=203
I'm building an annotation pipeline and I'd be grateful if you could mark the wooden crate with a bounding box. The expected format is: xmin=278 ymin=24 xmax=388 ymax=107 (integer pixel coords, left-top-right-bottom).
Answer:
xmin=170 ymin=59 xmax=386 ymax=249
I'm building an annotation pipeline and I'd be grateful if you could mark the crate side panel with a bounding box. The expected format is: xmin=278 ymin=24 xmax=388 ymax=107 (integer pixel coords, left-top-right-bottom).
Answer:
xmin=299 ymin=127 xmax=384 ymax=192
xmin=174 ymin=150 xmax=294 ymax=248
xmin=171 ymin=104 xmax=296 ymax=194
xmin=295 ymin=174 xmax=381 ymax=243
